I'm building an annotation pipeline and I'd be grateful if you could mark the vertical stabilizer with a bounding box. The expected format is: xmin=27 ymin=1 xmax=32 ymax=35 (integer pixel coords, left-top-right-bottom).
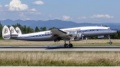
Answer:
xmin=9 ymin=26 xmax=18 ymax=38
xmin=2 ymin=25 xmax=11 ymax=40
xmin=15 ymin=27 xmax=22 ymax=35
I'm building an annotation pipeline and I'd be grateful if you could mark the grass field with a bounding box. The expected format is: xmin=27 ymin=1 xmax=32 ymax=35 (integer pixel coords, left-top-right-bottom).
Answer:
xmin=0 ymin=39 xmax=120 ymax=46
xmin=0 ymin=51 xmax=120 ymax=66
xmin=0 ymin=40 xmax=120 ymax=66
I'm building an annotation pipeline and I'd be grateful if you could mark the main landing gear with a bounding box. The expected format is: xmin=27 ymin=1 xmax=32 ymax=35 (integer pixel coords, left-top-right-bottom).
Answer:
xmin=64 ymin=40 xmax=73 ymax=48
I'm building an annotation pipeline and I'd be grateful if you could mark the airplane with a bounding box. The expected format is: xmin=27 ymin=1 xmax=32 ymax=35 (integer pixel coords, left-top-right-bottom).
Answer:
xmin=2 ymin=25 xmax=117 ymax=48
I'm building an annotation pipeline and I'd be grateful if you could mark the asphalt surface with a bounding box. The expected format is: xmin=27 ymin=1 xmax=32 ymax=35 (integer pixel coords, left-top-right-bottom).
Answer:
xmin=0 ymin=45 xmax=120 ymax=51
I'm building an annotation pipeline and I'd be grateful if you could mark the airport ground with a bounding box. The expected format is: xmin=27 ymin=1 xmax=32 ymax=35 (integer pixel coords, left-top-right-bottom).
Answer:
xmin=0 ymin=51 xmax=120 ymax=66
xmin=0 ymin=39 xmax=120 ymax=66
xmin=0 ymin=39 xmax=120 ymax=46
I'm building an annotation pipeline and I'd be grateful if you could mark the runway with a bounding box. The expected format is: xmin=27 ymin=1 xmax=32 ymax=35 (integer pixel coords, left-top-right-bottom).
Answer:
xmin=0 ymin=46 xmax=120 ymax=51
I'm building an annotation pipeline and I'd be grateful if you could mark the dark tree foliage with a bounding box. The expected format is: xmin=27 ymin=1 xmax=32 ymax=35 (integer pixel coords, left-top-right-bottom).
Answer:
xmin=40 ymin=27 xmax=47 ymax=31
xmin=35 ymin=26 xmax=40 ymax=32
xmin=111 ymin=30 xmax=120 ymax=39
xmin=0 ymin=22 xmax=3 ymax=38
xmin=49 ymin=27 xmax=57 ymax=30
xmin=26 ymin=26 xmax=34 ymax=33
xmin=13 ymin=23 xmax=34 ymax=34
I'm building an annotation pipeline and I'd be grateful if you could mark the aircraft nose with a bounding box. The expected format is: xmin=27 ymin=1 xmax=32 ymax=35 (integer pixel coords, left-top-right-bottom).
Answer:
xmin=112 ymin=30 xmax=117 ymax=34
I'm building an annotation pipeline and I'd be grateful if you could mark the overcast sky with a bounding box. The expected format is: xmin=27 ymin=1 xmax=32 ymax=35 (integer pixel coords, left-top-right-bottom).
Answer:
xmin=0 ymin=0 xmax=120 ymax=23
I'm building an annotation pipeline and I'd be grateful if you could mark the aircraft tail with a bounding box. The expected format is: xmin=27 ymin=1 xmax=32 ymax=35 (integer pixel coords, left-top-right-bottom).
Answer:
xmin=9 ymin=26 xmax=18 ymax=38
xmin=15 ymin=27 xmax=22 ymax=35
xmin=2 ymin=25 xmax=11 ymax=40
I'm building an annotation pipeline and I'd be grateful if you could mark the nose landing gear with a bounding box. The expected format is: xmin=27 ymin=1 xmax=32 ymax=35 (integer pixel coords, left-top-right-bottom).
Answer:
xmin=108 ymin=35 xmax=112 ymax=45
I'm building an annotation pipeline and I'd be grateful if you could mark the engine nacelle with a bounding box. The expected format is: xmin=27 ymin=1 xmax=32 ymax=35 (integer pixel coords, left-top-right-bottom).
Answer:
xmin=74 ymin=33 xmax=82 ymax=41
xmin=2 ymin=25 xmax=11 ymax=40
xmin=53 ymin=37 xmax=61 ymax=42
xmin=52 ymin=35 xmax=61 ymax=42
xmin=98 ymin=35 xmax=104 ymax=39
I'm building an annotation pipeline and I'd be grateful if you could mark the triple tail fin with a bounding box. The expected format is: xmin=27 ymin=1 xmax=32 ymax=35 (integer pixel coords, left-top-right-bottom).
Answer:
xmin=9 ymin=26 xmax=18 ymax=38
xmin=15 ymin=27 xmax=22 ymax=35
xmin=2 ymin=25 xmax=11 ymax=40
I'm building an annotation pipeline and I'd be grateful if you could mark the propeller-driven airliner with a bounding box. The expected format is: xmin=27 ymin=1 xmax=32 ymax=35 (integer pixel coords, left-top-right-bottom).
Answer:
xmin=2 ymin=25 xmax=116 ymax=48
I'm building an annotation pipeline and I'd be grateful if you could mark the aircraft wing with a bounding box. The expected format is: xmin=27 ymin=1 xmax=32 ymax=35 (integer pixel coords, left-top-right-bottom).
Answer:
xmin=51 ymin=28 xmax=72 ymax=40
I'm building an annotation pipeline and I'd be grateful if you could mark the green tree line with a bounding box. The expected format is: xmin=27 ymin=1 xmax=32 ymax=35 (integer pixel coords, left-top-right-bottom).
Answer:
xmin=0 ymin=23 xmax=120 ymax=39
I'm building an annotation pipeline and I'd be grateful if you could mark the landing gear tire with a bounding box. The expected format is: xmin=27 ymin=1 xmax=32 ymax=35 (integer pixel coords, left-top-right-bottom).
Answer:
xmin=64 ymin=44 xmax=69 ymax=48
xmin=109 ymin=42 xmax=112 ymax=45
xmin=64 ymin=44 xmax=73 ymax=48
xmin=69 ymin=44 xmax=73 ymax=48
